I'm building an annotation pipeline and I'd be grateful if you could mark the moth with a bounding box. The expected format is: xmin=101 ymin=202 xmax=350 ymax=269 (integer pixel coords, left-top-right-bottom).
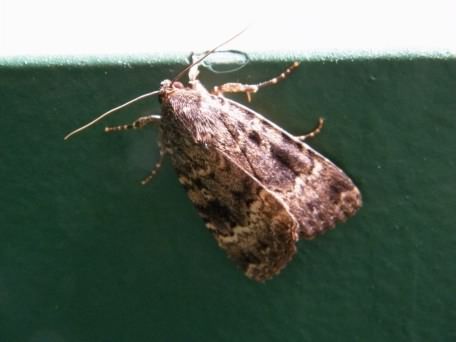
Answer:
xmin=65 ymin=35 xmax=362 ymax=282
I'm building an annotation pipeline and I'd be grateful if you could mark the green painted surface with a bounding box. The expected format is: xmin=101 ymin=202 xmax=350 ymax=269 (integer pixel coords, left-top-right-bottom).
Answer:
xmin=1 ymin=57 xmax=455 ymax=341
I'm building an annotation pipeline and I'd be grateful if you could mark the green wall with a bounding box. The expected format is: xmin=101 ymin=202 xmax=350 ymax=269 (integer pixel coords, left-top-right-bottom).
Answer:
xmin=1 ymin=57 xmax=455 ymax=341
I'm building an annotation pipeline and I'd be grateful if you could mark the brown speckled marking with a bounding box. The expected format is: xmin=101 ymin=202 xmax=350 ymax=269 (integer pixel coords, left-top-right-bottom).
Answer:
xmin=75 ymin=60 xmax=362 ymax=282
xmin=248 ymin=130 xmax=262 ymax=145
xmin=281 ymin=131 xmax=293 ymax=143
xmin=157 ymin=67 xmax=361 ymax=281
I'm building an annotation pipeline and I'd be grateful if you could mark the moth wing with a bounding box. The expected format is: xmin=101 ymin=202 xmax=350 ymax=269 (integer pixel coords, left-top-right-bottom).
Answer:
xmin=217 ymin=98 xmax=362 ymax=239
xmin=173 ymin=146 xmax=299 ymax=282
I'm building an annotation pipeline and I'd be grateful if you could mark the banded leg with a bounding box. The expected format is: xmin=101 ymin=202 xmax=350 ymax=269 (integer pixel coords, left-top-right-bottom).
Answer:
xmin=141 ymin=146 xmax=166 ymax=185
xmin=105 ymin=115 xmax=161 ymax=133
xmin=296 ymin=118 xmax=325 ymax=141
xmin=211 ymin=62 xmax=300 ymax=102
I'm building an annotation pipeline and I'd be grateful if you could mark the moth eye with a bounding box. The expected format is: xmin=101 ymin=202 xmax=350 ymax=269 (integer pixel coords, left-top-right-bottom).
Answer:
xmin=173 ymin=82 xmax=184 ymax=89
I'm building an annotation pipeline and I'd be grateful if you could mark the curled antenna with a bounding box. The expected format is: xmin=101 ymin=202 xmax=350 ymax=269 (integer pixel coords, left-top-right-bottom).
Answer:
xmin=65 ymin=28 xmax=248 ymax=140
xmin=171 ymin=27 xmax=248 ymax=85
xmin=64 ymin=90 xmax=159 ymax=140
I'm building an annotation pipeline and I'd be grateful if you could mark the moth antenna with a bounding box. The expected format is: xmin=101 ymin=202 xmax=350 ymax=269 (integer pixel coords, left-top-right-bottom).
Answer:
xmin=171 ymin=27 xmax=248 ymax=85
xmin=64 ymin=90 xmax=160 ymax=140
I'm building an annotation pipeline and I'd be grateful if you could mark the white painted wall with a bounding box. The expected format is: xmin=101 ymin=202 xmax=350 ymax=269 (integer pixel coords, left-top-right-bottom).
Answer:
xmin=1 ymin=0 xmax=455 ymax=57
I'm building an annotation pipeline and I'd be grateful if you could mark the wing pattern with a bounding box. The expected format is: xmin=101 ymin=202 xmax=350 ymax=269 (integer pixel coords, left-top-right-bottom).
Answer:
xmin=160 ymin=86 xmax=361 ymax=281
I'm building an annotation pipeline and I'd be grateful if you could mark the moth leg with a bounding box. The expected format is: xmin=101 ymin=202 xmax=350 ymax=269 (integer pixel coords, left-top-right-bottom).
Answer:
xmin=104 ymin=115 xmax=161 ymax=133
xmin=188 ymin=61 xmax=200 ymax=83
xmin=211 ymin=62 xmax=300 ymax=102
xmin=296 ymin=118 xmax=325 ymax=141
xmin=141 ymin=145 xmax=166 ymax=185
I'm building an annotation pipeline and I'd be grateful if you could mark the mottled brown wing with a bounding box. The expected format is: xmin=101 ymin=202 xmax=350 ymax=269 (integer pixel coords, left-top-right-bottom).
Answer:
xmin=167 ymin=139 xmax=299 ymax=282
xmin=208 ymin=96 xmax=362 ymax=239
xmin=160 ymin=87 xmax=360 ymax=280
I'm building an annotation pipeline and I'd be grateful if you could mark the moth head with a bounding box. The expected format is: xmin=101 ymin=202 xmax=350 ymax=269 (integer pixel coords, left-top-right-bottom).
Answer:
xmin=159 ymin=79 xmax=185 ymax=103
xmin=160 ymin=79 xmax=184 ymax=90
xmin=64 ymin=29 xmax=246 ymax=141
